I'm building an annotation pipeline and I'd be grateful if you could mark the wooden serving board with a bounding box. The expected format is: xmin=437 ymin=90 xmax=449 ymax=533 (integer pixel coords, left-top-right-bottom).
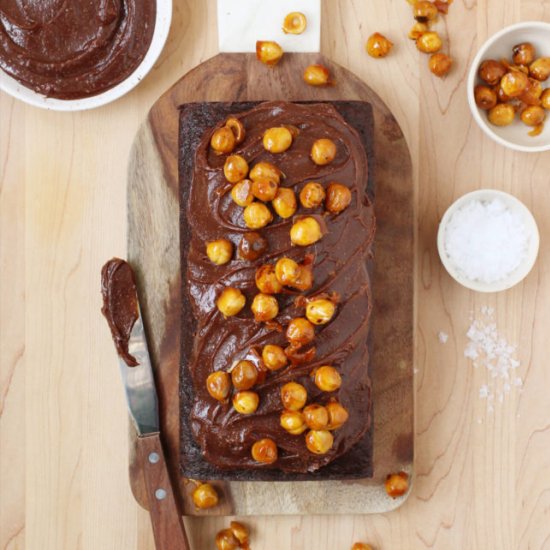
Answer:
xmin=127 ymin=52 xmax=414 ymax=516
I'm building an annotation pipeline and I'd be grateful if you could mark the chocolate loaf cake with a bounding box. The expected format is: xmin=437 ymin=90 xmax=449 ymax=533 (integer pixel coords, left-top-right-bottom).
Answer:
xmin=179 ymin=101 xmax=375 ymax=480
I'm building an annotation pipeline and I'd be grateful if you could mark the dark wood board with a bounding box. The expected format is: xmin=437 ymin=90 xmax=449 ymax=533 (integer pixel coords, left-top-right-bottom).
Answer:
xmin=127 ymin=52 xmax=414 ymax=515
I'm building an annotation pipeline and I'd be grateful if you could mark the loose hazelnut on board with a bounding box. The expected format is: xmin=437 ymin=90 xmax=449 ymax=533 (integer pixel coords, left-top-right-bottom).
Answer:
xmin=366 ymin=32 xmax=393 ymax=58
xmin=251 ymin=178 xmax=279 ymax=202
xmin=206 ymin=239 xmax=233 ymax=265
xmin=238 ymin=232 xmax=268 ymax=261
xmin=311 ymin=138 xmax=337 ymax=165
xmin=512 ymin=42 xmax=536 ymax=66
xmin=192 ymin=482 xmax=219 ymax=509
xmin=210 ymin=126 xmax=236 ymax=154
xmin=408 ymin=22 xmax=429 ymax=40
xmin=529 ymin=57 xmax=550 ymax=81
xmin=286 ymin=317 xmax=315 ymax=345
xmin=413 ymin=0 xmax=438 ymax=22
xmin=303 ymin=64 xmax=332 ymax=86
xmin=305 ymin=429 xmax=334 ymax=454
xmin=416 ymin=31 xmax=442 ymax=54
xmin=300 ymin=182 xmax=326 ymax=208
xmin=255 ymin=264 xmax=283 ymax=294
xmin=290 ymin=217 xmax=323 ymax=246
xmin=429 ymin=53 xmax=452 ymax=77
xmin=231 ymin=179 xmax=254 ymax=207
xmin=262 ymin=344 xmax=288 ymax=371
xmin=251 ymin=438 xmax=278 ymax=463
xmin=500 ymin=70 xmax=529 ymax=97
xmin=487 ymin=103 xmax=515 ymax=127
xmin=478 ymin=59 xmax=507 ymax=85
xmin=249 ymin=161 xmax=283 ymax=184
xmin=216 ymin=528 xmax=240 ymax=550
xmin=243 ymin=202 xmax=273 ymax=229
xmin=541 ymin=89 xmax=550 ymax=110
xmin=223 ymin=154 xmax=249 ymax=183
xmin=326 ymin=183 xmax=352 ymax=214
xmin=303 ymin=404 xmax=329 ymax=430
xmin=206 ymin=371 xmax=231 ymax=402
xmin=351 ymin=543 xmax=373 ymax=550
xmin=232 ymin=391 xmax=259 ymax=414
xmin=275 ymin=257 xmax=300 ymax=286
xmin=385 ymin=471 xmax=409 ymax=498
xmin=474 ymin=85 xmax=497 ymax=110
xmin=280 ymin=381 xmax=308 ymax=411
xmin=272 ymin=188 xmax=297 ymax=218
xmin=216 ymin=287 xmax=246 ymax=317
xmin=251 ymin=293 xmax=279 ymax=322
xmin=306 ymin=298 xmax=336 ymax=325
xmin=521 ymin=105 xmax=546 ymax=127
xmin=263 ymin=127 xmax=293 ymax=153
xmin=225 ymin=117 xmax=246 ymax=144
xmin=280 ymin=410 xmax=307 ymax=434
xmin=256 ymin=40 xmax=283 ymax=66
xmin=231 ymin=360 xmax=258 ymax=391
xmin=326 ymin=400 xmax=349 ymax=430
xmin=313 ymin=365 xmax=342 ymax=392
xmin=283 ymin=11 xmax=307 ymax=34
xmin=229 ymin=521 xmax=249 ymax=545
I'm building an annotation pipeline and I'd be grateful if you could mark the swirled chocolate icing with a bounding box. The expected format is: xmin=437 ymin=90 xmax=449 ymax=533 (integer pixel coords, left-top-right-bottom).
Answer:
xmin=0 ymin=0 xmax=155 ymax=100
xmin=184 ymin=101 xmax=375 ymax=473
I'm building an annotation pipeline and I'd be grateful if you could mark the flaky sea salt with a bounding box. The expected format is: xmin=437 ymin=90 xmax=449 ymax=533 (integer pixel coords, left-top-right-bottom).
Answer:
xmin=438 ymin=331 xmax=449 ymax=344
xmin=444 ymin=199 xmax=529 ymax=284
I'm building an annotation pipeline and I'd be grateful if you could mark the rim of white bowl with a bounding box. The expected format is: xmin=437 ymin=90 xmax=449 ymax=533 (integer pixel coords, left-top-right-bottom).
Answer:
xmin=0 ymin=0 xmax=172 ymax=112
xmin=467 ymin=21 xmax=550 ymax=153
xmin=437 ymin=189 xmax=540 ymax=293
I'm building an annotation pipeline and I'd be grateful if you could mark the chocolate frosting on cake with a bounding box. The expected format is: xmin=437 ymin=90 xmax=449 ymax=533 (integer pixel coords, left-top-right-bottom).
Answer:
xmin=184 ymin=101 xmax=375 ymax=474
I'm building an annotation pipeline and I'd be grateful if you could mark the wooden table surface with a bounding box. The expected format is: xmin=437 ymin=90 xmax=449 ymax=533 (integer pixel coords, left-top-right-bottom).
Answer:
xmin=1 ymin=1 xmax=549 ymax=549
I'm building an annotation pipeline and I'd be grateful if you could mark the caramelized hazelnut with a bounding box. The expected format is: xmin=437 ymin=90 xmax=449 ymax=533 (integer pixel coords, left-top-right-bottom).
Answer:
xmin=210 ymin=126 xmax=236 ymax=154
xmin=280 ymin=410 xmax=307 ymax=434
xmin=303 ymin=404 xmax=329 ymax=430
xmin=225 ymin=117 xmax=246 ymax=144
xmin=256 ymin=40 xmax=283 ymax=66
xmin=300 ymin=182 xmax=326 ymax=208
xmin=290 ymin=217 xmax=323 ymax=246
xmin=249 ymin=161 xmax=282 ymax=184
xmin=488 ymin=103 xmax=515 ymax=126
xmin=326 ymin=183 xmax=352 ymax=213
xmin=251 ymin=178 xmax=279 ymax=202
xmin=231 ymin=360 xmax=258 ymax=391
xmin=286 ymin=317 xmax=315 ymax=345
xmin=366 ymin=33 xmax=393 ymax=58
xmin=223 ymin=154 xmax=249 ymax=183
xmin=192 ymin=482 xmax=219 ymax=509
xmin=313 ymin=365 xmax=342 ymax=392
xmin=513 ymin=42 xmax=536 ymax=66
xmin=275 ymin=257 xmax=300 ymax=286
xmin=520 ymin=78 xmax=543 ymax=105
xmin=206 ymin=371 xmax=231 ymax=402
xmin=292 ymin=265 xmax=314 ymax=291
xmin=478 ymin=59 xmax=507 ymax=85
xmin=243 ymin=202 xmax=273 ymax=229
xmin=216 ymin=528 xmax=240 ymax=550
xmin=303 ymin=64 xmax=331 ymax=86
xmin=232 ymin=391 xmax=259 ymax=414
xmin=541 ymin=89 xmax=550 ymax=110
xmin=251 ymin=293 xmax=279 ymax=322
xmin=429 ymin=53 xmax=452 ymax=77
xmin=280 ymin=381 xmax=308 ymax=411
xmin=229 ymin=522 xmax=249 ymax=545
xmin=263 ymin=127 xmax=293 ymax=153
xmin=500 ymin=70 xmax=529 ymax=97
xmin=231 ymin=179 xmax=254 ymax=207
xmin=272 ymin=188 xmax=297 ymax=218
xmin=529 ymin=57 xmax=550 ymax=81
xmin=255 ymin=264 xmax=283 ymax=294
xmin=521 ymin=105 xmax=546 ymax=127
xmin=352 ymin=543 xmax=373 ymax=550
xmin=283 ymin=11 xmax=307 ymax=34
xmin=416 ymin=31 xmax=442 ymax=54
xmin=413 ymin=1 xmax=438 ymax=22
xmin=474 ymin=85 xmax=497 ymax=110
xmin=251 ymin=438 xmax=278 ymax=464
xmin=408 ymin=22 xmax=429 ymax=40
xmin=305 ymin=429 xmax=334 ymax=454
xmin=326 ymin=401 xmax=349 ymax=429
xmin=311 ymin=138 xmax=337 ymax=165
xmin=262 ymin=344 xmax=288 ymax=371
xmin=238 ymin=232 xmax=268 ymax=261
xmin=216 ymin=287 xmax=246 ymax=317
xmin=206 ymin=239 xmax=233 ymax=265
xmin=385 ymin=471 xmax=409 ymax=498
xmin=306 ymin=298 xmax=336 ymax=325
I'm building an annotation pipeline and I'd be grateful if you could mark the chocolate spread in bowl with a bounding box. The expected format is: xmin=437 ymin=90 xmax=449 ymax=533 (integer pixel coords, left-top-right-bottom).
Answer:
xmin=0 ymin=0 xmax=156 ymax=100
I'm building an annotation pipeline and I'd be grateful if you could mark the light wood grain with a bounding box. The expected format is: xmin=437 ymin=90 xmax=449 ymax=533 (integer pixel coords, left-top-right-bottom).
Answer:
xmin=1 ymin=0 xmax=549 ymax=549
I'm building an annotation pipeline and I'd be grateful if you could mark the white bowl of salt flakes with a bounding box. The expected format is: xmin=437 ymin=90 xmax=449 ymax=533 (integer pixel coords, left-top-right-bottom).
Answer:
xmin=437 ymin=190 xmax=540 ymax=292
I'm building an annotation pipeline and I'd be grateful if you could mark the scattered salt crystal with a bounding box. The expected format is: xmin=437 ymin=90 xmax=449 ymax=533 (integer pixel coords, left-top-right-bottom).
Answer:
xmin=444 ymin=199 xmax=529 ymax=284
xmin=438 ymin=331 xmax=449 ymax=344
xmin=479 ymin=385 xmax=489 ymax=398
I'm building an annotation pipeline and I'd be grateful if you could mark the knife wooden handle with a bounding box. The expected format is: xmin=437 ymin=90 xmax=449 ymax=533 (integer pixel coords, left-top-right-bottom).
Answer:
xmin=136 ymin=433 xmax=190 ymax=550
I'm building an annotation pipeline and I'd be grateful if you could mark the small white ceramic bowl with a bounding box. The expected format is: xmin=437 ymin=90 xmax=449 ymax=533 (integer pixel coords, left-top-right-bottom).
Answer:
xmin=437 ymin=189 xmax=540 ymax=292
xmin=0 ymin=0 xmax=172 ymax=111
xmin=467 ymin=21 xmax=550 ymax=153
